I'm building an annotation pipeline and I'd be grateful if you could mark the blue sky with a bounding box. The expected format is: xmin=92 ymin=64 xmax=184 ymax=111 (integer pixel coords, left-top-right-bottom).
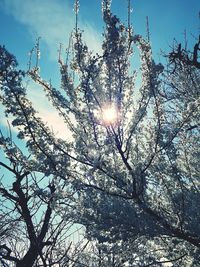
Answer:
xmin=0 ymin=0 xmax=199 ymax=67
xmin=0 ymin=0 xmax=199 ymax=139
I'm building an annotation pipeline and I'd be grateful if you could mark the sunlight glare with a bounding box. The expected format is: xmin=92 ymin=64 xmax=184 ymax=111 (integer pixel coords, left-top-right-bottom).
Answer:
xmin=102 ymin=104 xmax=118 ymax=125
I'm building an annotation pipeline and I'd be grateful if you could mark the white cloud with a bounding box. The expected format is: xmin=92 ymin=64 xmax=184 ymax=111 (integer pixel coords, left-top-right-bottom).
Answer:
xmin=1 ymin=0 xmax=102 ymax=141
xmin=2 ymin=0 xmax=102 ymax=60
xmin=0 ymin=82 xmax=75 ymax=142
xmin=27 ymin=82 xmax=75 ymax=141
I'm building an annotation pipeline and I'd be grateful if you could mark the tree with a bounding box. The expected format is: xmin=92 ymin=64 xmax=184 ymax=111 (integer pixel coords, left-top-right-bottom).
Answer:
xmin=168 ymin=35 xmax=200 ymax=70
xmin=0 ymin=47 xmax=88 ymax=266
xmin=0 ymin=0 xmax=200 ymax=266
xmin=0 ymin=130 xmax=88 ymax=266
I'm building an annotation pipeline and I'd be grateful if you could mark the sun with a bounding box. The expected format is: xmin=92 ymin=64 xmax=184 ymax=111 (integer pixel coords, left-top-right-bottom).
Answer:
xmin=101 ymin=103 xmax=118 ymax=125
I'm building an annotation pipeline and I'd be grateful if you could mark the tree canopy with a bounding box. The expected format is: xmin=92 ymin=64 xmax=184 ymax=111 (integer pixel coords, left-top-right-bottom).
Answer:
xmin=0 ymin=0 xmax=200 ymax=266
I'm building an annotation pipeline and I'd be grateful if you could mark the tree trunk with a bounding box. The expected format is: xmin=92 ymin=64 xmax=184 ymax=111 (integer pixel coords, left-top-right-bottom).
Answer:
xmin=16 ymin=246 xmax=41 ymax=267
